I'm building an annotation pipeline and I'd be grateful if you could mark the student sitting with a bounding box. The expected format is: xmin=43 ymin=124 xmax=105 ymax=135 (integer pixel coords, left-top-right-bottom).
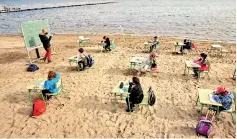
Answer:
xmin=42 ymin=71 xmax=60 ymax=100
xmin=178 ymin=39 xmax=192 ymax=54
xmin=149 ymin=36 xmax=159 ymax=52
xmin=126 ymin=77 xmax=144 ymax=112
xmin=77 ymin=48 xmax=94 ymax=70
xmin=102 ymin=36 xmax=111 ymax=52
xmin=211 ymin=87 xmax=233 ymax=112
xmin=77 ymin=48 xmax=88 ymax=70
xmin=193 ymin=53 xmax=208 ymax=78
xmin=134 ymin=52 xmax=156 ymax=75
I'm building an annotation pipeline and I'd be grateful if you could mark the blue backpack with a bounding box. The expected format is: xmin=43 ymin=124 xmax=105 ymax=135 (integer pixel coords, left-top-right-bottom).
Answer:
xmin=27 ymin=64 xmax=39 ymax=72
xmin=86 ymin=55 xmax=94 ymax=67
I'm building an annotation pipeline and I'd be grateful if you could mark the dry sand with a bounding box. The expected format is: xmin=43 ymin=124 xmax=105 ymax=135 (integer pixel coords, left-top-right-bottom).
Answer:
xmin=0 ymin=34 xmax=236 ymax=138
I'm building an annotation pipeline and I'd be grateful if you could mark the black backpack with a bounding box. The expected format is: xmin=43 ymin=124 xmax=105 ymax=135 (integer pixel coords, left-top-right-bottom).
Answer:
xmin=27 ymin=64 xmax=39 ymax=72
xmin=148 ymin=87 xmax=156 ymax=106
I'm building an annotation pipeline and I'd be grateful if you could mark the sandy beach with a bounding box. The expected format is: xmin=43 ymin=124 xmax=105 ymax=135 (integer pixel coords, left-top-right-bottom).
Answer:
xmin=0 ymin=34 xmax=235 ymax=138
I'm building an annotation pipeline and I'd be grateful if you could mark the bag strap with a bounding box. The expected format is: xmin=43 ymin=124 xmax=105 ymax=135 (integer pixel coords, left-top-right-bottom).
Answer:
xmin=205 ymin=110 xmax=216 ymax=123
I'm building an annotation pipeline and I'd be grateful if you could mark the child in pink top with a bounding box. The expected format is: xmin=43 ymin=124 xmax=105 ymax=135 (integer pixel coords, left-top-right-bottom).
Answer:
xmin=193 ymin=53 xmax=208 ymax=78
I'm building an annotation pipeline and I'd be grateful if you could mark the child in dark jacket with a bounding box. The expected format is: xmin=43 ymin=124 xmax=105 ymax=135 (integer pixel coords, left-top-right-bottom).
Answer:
xmin=126 ymin=77 xmax=144 ymax=112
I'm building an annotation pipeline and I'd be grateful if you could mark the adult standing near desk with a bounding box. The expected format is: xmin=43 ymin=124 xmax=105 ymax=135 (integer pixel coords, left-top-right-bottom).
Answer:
xmin=39 ymin=29 xmax=53 ymax=63
xmin=102 ymin=36 xmax=111 ymax=52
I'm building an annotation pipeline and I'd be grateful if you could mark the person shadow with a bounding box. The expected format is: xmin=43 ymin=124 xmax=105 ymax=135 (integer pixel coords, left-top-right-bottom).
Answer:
xmin=29 ymin=37 xmax=36 ymax=47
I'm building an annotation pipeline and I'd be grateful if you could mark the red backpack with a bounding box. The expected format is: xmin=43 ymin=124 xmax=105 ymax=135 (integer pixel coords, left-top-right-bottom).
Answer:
xmin=32 ymin=99 xmax=46 ymax=117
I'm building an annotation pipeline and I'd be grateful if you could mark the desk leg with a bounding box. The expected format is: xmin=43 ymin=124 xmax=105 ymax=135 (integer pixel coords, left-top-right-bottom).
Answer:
xmin=130 ymin=63 xmax=134 ymax=75
xmin=181 ymin=46 xmax=184 ymax=54
xmin=187 ymin=67 xmax=190 ymax=75
xmin=127 ymin=94 xmax=131 ymax=112
xmin=196 ymin=94 xmax=199 ymax=105
xmin=198 ymin=69 xmax=201 ymax=80
xmin=184 ymin=64 xmax=187 ymax=75
xmin=28 ymin=90 xmax=32 ymax=105
xmin=199 ymin=104 xmax=204 ymax=118
xmin=216 ymin=106 xmax=220 ymax=120
xmin=114 ymin=93 xmax=117 ymax=113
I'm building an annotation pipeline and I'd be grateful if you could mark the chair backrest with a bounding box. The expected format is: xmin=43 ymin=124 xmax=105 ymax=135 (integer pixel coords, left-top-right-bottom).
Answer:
xmin=79 ymin=36 xmax=85 ymax=40
xmin=206 ymin=60 xmax=211 ymax=72
xmin=55 ymin=78 xmax=63 ymax=93
xmin=233 ymin=92 xmax=236 ymax=111
xmin=111 ymin=40 xmax=116 ymax=49
xmin=192 ymin=43 xmax=197 ymax=48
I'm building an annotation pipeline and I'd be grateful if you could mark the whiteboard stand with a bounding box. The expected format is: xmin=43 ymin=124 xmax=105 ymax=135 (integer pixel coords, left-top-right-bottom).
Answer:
xmin=26 ymin=45 xmax=44 ymax=64
xmin=51 ymin=41 xmax=57 ymax=55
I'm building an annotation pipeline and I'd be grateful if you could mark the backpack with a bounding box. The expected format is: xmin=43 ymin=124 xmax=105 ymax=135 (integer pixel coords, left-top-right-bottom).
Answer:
xmin=196 ymin=110 xmax=216 ymax=138
xmin=151 ymin=59 xmax=157 ymax=71
xmin=27 ymin=64 xmax=39 ymax=72
xmin=85 ymin=55 xmax=94 ymax=67
xmin=148 ymin=87 xmax=156 ymax=106
xmin=32 ymin=99 xmax=46 ymax=117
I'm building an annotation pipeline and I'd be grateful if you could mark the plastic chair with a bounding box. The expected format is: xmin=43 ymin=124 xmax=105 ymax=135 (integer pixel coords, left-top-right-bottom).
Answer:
xmin=45 ymin=78 xmax=64 ymax=106
xmin=110 ymin=40 xmax=116 ymax=50
xmin=199 ymin=60 xmax=211 ymax=80
xmin=77 ymin=36 xmax=90 ymax=47
xmin=134 ymin=94 xmax=149 ymax=111
xmin=221 ymin=92 xmax=236 ymax=123
xmin=221 ymin=45 xmax=231 ymax=57
xmin=186 ymin=43 xmax=199 ymax=54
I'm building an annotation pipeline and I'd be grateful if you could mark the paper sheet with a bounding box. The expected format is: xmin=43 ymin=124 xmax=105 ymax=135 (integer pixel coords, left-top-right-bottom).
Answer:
xmin=36 ymin=81 xmax=45 ymax=88
xmin=209 ymin=94 xmax=217 ymax=103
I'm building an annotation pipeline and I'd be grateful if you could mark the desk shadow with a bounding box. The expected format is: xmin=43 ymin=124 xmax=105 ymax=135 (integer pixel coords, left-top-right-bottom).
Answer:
xmin=167 ymin=126 xmax=196 ymax=138
xmin=1 ymin=92 xmax=29 ymax=104
xmin=17 ymin=107 xmax=32 ymax=116
xmin=75 ymin=95 xmax=114 ymax=113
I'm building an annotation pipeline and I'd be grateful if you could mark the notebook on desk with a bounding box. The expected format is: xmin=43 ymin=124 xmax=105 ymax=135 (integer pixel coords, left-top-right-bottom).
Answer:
xmin=36 ymin=81 xmax=45 ymax=88
xmin=209 ymin=94 xmax=217 ymax=103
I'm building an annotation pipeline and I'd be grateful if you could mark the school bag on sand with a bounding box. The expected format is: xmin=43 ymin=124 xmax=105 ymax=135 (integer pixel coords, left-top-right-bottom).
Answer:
xmin=196 ymin=110 xmax=216 ymax=138
xmin=27 ymin=64 xmax=39 ymax=72
xmin=151 ymin=59 xmax=157 ymax=71
xmin=85 ymin=55 xmax=94 ymax=67
xmin=148 ymin=87 xmax=156 ymax=106
xmin=32 ymin=99 xmax=46 ymax=117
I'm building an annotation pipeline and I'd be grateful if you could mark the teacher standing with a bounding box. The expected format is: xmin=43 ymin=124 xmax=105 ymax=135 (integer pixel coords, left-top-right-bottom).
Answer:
xmin=39 ymin=29 xmax=53 ymax=63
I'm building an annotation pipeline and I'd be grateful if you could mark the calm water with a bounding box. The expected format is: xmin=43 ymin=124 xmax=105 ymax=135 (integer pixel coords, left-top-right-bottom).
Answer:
xmin=0 ymin=0 xmax=236 ymax=42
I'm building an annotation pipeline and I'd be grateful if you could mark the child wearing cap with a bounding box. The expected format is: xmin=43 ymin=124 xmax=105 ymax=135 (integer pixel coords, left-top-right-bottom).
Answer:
xmin=211 ymin=87 xmax=233 ymax=111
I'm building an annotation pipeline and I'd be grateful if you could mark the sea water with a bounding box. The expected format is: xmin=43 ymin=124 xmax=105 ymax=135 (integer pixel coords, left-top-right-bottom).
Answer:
xmin=0 ymin=0 xmax=235 ymax=42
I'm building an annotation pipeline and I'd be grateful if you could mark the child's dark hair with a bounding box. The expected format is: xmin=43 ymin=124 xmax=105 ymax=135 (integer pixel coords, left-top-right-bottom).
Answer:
xmin=154 ymin=36 xmax=157 ymax=39
xmin=103 ymin=36 xmax=106 ymax=39
xmin=79 ymin=48 xmax=84 ymax=53
xmin=132 ymin=77 xmax=140 ymax=84
xmin=200 ymin=53 xmax=207 ymax=60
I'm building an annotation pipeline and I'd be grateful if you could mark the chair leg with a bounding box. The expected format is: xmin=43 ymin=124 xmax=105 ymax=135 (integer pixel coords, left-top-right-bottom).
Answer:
xmin=45 ymin=95 xmax=49 ymax=105
xmin=196 ymin=95 xmax=199 ymax=105
xmin=207 ymin=73 xmax=210 ymax=80
xmin=55 ymin=96 xmax=63 ymax=106
xmin=231 ymin=113 xmax=234 ymax=123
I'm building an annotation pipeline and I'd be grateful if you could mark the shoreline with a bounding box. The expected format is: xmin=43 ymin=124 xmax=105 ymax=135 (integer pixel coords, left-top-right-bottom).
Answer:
xmin=0 ymin=34 xmax=236 ymax=44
